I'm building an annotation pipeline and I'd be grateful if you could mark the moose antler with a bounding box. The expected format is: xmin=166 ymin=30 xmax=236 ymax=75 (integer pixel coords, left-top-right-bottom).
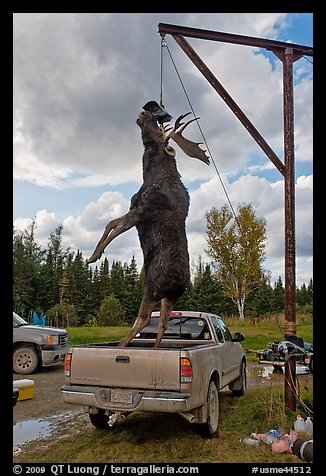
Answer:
xmin=164 ymin=113 xmax=210 ymax=165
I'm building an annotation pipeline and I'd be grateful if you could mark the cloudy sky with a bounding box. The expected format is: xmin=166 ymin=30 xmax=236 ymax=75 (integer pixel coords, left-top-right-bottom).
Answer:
xmin=13 ymin=13 xmax=313 ymax=286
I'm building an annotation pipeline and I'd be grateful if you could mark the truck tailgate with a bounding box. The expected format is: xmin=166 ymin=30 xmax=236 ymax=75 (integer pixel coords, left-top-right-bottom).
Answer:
xmin=70 ymin=345 xmax=181 ymax=391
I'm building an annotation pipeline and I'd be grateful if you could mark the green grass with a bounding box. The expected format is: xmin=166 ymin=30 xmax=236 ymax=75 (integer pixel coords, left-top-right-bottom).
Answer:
xmin=66 ymin=326 xmax=130 ymax=345
xmin=13 ymin=380 xmax=313 ymax=463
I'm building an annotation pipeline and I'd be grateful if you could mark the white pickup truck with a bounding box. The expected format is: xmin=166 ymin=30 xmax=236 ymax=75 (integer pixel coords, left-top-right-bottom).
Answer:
xmin=61 ymin=310 xmax=246 ymax=436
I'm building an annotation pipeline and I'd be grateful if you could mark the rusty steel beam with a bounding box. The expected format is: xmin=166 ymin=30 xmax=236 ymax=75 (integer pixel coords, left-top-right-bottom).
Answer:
xmin=283 ymin=48 xmax=297 ymax=410
xmin=170 ymin=34 xmax=285 ymax=176
xmin=158 ymin=23 xmax=313 ymax=56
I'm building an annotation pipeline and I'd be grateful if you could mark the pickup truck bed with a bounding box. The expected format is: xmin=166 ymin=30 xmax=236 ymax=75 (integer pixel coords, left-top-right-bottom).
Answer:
xmin=62 ymin=311 xmax=246 ymax=436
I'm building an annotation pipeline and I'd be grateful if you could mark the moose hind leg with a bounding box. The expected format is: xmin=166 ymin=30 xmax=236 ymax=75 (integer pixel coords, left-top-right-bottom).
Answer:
xmin=118 ymin=299 xmax=157 ymax=347
xmin=154 ymin=298 xmax=174 ymax=348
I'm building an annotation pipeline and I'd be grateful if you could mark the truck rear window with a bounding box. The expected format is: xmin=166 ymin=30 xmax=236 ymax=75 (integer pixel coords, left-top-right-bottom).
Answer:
xmin=134 ymin=316 xmax=211 ymax=340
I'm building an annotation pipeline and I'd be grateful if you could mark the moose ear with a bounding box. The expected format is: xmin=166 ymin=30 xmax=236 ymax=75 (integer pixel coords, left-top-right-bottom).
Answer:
xmin=143 ymin=101 xmax=173 ymax=124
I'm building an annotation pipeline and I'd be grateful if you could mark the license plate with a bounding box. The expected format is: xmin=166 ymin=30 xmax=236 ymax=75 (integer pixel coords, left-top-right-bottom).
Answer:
xmin=111 ymin=390 xmax=133 ymax=404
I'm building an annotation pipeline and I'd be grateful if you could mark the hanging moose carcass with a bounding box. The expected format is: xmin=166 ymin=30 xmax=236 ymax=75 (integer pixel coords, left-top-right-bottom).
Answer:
xmin=87 ymin=101 xmax=209 ymax=347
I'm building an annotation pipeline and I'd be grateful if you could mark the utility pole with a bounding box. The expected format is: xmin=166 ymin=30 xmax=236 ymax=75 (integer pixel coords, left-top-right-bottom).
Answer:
xmin=158 ymin=23 xmax=313 ymax=409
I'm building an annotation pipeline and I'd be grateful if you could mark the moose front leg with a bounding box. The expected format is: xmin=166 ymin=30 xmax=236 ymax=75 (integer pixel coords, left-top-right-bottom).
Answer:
xmin=87 ymin=209 xmax=140 ymax=264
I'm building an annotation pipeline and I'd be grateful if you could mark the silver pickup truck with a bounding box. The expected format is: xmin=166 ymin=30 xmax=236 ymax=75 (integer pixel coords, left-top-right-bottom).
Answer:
xmin=13 ymin=311 xmax=69 ymax=374
xmin=61 ymin=311 xmax=246 ymax=436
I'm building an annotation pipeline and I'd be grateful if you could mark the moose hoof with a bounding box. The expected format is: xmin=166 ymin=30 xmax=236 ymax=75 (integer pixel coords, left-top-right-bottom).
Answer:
xmin=87 ymin=251 xmax=102 ymax=264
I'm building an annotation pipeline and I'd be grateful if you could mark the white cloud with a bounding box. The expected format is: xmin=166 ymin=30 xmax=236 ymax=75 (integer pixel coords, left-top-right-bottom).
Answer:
xmin=13 ymin=144 xmax=73 ymax=189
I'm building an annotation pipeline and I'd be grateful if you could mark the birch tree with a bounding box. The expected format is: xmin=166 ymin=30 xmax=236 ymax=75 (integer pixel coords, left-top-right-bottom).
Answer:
xmin=205 ymin=203 xmax=267 ymax=319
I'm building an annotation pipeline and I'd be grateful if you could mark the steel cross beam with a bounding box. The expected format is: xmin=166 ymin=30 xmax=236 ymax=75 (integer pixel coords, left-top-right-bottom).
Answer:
xmin=158 ymin=23 xmax=313 ymax=56
xmin=158 ymin=23 xmax=313 ymax=410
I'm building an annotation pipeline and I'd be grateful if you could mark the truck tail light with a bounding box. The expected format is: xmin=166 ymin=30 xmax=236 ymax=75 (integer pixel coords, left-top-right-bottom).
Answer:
xmin=64 ymin=353 xmax=72 ymax=376
xmin=180 ymin=357 xmax=192 ymax=383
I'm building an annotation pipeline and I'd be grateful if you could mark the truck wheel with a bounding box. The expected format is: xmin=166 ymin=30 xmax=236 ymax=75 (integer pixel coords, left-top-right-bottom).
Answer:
xmin=89 ymin=410 xmax=111 ymax=429
xmin=229 ymin=360 xmax=247 ymax=396
xmin=196 ymin=380 xmax=219 ymax=437
xmin=13 ymin=345 xmax=40 ymax=374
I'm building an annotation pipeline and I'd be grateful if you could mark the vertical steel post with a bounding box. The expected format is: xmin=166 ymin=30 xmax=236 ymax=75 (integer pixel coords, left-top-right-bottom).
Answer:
xmin=283 ymin=48 xmax=297 ymax=410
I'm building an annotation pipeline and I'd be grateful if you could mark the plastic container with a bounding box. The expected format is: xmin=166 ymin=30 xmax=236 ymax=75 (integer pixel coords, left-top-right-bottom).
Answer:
xmin=241 ymin=438 xmax=260 ymax=446
xmin=294 ymin=415 xmax=306 ymax=433
xmin=13 ymin=379 xmax=34 ymax=401
xmin=305 ymin=416 xmax=313 ymax=436
xmin=251 ymin=430 xmax=280 ymax=445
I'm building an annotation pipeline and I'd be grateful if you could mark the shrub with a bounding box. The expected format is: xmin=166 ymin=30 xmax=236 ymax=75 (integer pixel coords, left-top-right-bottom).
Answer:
xmin=97 ymin=295 xmax=126 ymax=326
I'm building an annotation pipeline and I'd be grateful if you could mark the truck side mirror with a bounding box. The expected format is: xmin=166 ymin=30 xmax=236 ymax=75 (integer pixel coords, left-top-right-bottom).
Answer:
xmin=233 ymin=332 xmax=245 ymax=342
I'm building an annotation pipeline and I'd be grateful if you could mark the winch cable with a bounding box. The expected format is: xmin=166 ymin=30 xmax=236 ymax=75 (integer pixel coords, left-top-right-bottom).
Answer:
xmin=160 ymin=38 xmax=240 ymax=230
xmin=159 ymin=37 xmax=164 ymax=109
xmin=285 ymin=368 xmax=313 ymax=416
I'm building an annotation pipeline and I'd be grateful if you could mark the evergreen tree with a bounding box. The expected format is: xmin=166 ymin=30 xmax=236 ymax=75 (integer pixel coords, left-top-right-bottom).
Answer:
xmin=175 ymin=282 xmax=194 ymax=310
xmin=13 ymin=230 xmax=34 ymax=318
xmin=307 ymin=278 xmax=313 ymax=305
xmin=110 ymin=260 xmax=126 ymax=302
xmin=13 ymin=221 xmax=44 ymax=318
xmin=123 ymin=256 xmax=142 ymax=322
xmin=68 ymin=250 xmax=92 ymax=325
xmin=128 ymin=266 xmax=146 ymax=323
xmin=189 ymin=263 xmax=220 ymax=314
xmin=49 ymin=224 xmax=69 ymax=272
xmin=187 ymin=259 xmax=236 ymax=316
xmin=273 ymin=276 xmax=285 ymax=312
xmin=38 ymin=224 xmax=70 ymax=310
xmin=98 ymin=258 xmax=111 ymax=299
xmin=296 ymin=279 xmax=313 ymax=310
xmin=247 ymin=274 xmax=274 ymax=316
xmin=38 ymin=249 xmax=57 ymax=310
xmin=59 ymin=270 xmax=70 ymax=303
xmin=88 ymin=266 xmax=102 ymax=317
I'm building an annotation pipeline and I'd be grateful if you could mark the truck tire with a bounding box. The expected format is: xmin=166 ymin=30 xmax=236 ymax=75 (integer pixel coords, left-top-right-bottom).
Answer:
xmin=229 ymin=360 xmax=247 ymax=396
xmin=13 ymin=345 xmax=40 ymax=374
xmin=196 ymin=380 xmax=219 ymax=437
xmin=89 ymin=410 xmax=111 ymax=429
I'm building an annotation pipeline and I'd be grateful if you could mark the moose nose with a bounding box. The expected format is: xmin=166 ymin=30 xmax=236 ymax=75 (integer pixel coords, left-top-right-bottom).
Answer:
xmin=142 ymin=100 xmax=172 ymax=124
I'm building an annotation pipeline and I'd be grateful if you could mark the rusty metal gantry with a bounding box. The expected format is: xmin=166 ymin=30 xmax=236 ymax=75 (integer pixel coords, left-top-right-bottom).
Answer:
xmin=158 ymin=23 xmax=313 ymax=410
